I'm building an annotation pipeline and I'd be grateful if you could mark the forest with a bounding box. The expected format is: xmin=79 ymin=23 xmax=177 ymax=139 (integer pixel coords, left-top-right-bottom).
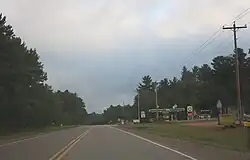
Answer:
xmin=0 ymin=14 xmax=88 ymax=132
xmin=1 ymin=12 xmax=250 ymax=127
xmin=103 ymin=48 xmax=250 ymax=123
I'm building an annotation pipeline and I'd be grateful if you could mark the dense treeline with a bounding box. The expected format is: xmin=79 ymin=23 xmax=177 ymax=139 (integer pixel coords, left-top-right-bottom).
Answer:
xmin=135 ymin=48 xmax=250 ymax=116
xmin=103 ymin=104 xmax=136 ymax=123
xmin=0 ymin=14 xmax=87 ymax=131
xmin=103 ymin=49 xmax=250 ymax=122
xmin=85 ymin=112 xmax=107 ymax=125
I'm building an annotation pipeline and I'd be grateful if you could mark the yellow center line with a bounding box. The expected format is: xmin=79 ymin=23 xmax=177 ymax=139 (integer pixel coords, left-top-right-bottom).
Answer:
xmin=49 ymin=129 xmax=90 ymax=160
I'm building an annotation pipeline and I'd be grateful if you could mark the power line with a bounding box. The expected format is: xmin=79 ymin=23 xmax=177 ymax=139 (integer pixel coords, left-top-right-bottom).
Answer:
xmin=197 ymin=31 xmax=224 ymax=53
xmin=213 ymin=30 xmax=241 ymax=54
xmin=213 ymin=34 xmax=230 ymax=50
xmin=193 ymin=28 xmax=222 ymax=53
xmin=220 ymin=7 xmax=250 ymax=51
xmin=194 ymin=8 xmax=250 ymax=55
xmin=234 ymin=8 xmax=250 ymax=21
xmin=182 ymin=31 xmax=224 ymax=65
xmin=194 ymin=8 xmax=250 ymax=53
xmin=182 ymin=8 xmax=250 ymax=66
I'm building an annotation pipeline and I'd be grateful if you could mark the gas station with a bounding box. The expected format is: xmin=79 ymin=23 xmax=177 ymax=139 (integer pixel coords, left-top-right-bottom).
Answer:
xmin=149 ymin=107 xmax=186 ymax=121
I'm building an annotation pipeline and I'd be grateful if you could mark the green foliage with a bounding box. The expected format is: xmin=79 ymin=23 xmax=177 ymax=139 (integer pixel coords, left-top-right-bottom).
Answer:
xmin=103 ymin=104 xmax=136 ymax=123
xmin=136 ymin=75 xmax=156 ymax=112
xmin=146 ymin=50 xmax=250 ymax=115
xmin=85 ymin=112 xmax=106 ymax=125
xmin=103 ymin=45 xmax=250 ymax=122
xmin=137 ymin=75 xmax=153 ymax=91
xmin=0 ymin=14 xmax=87 ymax=132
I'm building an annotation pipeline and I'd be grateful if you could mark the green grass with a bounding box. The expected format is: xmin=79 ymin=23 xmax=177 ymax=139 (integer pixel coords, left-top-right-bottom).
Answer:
xmin=155 ymin=119 xmax=217 ymax=124
xmin=123 ymin=123 xmax=248 ymax=151
xmin=0 ymin=125 xmax=78 ymax=141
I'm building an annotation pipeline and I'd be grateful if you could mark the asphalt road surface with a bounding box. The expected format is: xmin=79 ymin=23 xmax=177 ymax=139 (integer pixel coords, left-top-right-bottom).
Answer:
xmin=66 ymin=126 xmax=196 ymax=160
xmin=0 ymin=125 xmax=197 ymax=160
xmin=0 ymin=126 xmax=89 ymax=160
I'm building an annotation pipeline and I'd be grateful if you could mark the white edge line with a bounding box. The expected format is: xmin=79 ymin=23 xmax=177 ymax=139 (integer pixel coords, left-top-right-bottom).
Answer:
xmin=0 ymin=133 xmax=49 ymax=148
xmin=0 ymin=126 xmax=82 ymax=148
xmin=112 ymin=127 xmax=198 ymax=160
xmin=0 ymin=127 xmax=83 ymax=148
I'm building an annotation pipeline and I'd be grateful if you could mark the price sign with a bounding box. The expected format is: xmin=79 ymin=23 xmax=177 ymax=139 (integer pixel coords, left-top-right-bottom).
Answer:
xmin=187 ymin=106 xmax=193 ymax=112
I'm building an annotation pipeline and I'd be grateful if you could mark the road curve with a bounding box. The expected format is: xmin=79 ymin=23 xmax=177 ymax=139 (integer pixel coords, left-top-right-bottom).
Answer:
xmin=0 ymin=126 xmax=89 ymax=160
xmin=64 ymin=125 xmax=196 ymax=160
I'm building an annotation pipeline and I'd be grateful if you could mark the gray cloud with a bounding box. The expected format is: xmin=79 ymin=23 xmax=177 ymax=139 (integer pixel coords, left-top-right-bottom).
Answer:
xmin=1 ymin=0 xmax=250 ymax=112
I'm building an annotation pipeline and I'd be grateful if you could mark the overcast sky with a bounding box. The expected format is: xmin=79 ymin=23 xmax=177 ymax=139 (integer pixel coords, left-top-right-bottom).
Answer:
xmin=1 ymin=0 xmax=250 ymax=112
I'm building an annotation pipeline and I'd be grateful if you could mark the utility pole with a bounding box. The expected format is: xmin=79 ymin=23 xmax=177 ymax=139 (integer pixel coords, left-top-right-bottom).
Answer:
xmin=223 ymin=21 xmax=247 ymax=124
xmin=155 ymin=88 xmax=158 ymax=107
xmin=155 ymin=81 xmax=159 ymax=121
xmin=137 ymin=92 xmax=140 ymax=121
xmin=122 ymin=101 xmax=125 ymax=119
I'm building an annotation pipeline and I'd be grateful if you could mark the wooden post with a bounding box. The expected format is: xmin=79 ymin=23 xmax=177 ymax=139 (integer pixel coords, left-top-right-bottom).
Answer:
xmin=243 ymin=114 xmax=250 ymax=150
xmin=247 ymin=127 xmax=250 ymax=150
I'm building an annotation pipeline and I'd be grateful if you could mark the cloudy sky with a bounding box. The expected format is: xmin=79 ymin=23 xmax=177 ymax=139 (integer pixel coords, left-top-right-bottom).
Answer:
xmin=1 ymin=0 xmax=250 ymax=112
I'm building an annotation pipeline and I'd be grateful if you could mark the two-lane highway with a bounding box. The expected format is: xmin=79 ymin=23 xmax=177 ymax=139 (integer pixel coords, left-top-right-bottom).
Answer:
xmin=0 ymin=125 xmax=197 ymax=160
xmin=66 ymin=126 xmax=196 ymax=160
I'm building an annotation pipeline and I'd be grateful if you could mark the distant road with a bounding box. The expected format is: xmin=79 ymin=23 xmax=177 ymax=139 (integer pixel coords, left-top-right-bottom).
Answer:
xmin=0 ymin=125 xmax=197 ymax=160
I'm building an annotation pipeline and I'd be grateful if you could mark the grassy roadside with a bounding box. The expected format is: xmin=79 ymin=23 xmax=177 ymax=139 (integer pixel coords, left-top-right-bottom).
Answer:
xmin=121 ymin=123 xmax=248 ymax=151
xmin=0 ymin=125 xmax=78 ymax=141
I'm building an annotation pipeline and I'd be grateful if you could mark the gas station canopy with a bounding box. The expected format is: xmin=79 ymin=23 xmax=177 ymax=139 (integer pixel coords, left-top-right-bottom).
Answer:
xmin=149 ymin=108 xmax=185 ymax=113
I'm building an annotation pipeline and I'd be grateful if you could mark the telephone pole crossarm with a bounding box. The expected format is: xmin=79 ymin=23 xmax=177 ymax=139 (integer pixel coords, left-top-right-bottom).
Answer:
xmin=223 ymin=25 xmax=247 ymax=30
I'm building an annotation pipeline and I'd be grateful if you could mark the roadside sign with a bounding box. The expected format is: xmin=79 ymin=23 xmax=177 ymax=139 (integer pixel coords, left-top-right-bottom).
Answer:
xmin=141 ymin=111 xmax=146 ymax=118
xmin=216 ymin=100 xmax=222 ymax=109
xmin=187 ymin=106 xmax=193 ymax=112
xmin=172 ymin=104 xmax=177 ymax=109
xmin=149 ymin=109 xmax=168 ymax=112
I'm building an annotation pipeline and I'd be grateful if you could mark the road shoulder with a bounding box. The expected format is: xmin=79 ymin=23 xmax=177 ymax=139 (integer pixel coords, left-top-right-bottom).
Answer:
xmin=117 ymin=126 xmax=250 ymax=160
xmin=0 ymin=125 xmax=78 ymax=146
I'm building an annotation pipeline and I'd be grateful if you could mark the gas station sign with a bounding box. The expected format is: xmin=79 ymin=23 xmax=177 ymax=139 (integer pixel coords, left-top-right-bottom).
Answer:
xmin=187 ymin=106 xmax=193 ymax=120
